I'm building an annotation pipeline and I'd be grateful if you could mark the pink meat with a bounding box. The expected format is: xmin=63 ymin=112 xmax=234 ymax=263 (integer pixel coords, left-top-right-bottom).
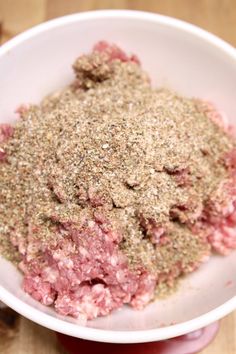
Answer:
xmin=197 ymin=100 xmax=236 ymax=137
xmin=0 ymin=149 xmax=7 ymax=162
xmin=93 ymin=41 xmax=140 ymax=64
xmin=197 ymin=101 xmax=228 ymax=130
xmin=199 ymin=150 xmax=236 ymax=255
xmin=224 ymin=148 xmax=236 ymax=171
xmin=21 ymin=213 xmax=156 ymax=319
xmin=130 ymin=271 xmax=157 ymax=309
xmin=139 ymin=214 xmax=166 ymax=245
xmin=207 ymin=220 xmax=236 ymax=255
xmin=23 ymin=276 xmax=56 ymax=305
xmin=0 ymin=124 xmax=14 ymax=162
xmin=0 ymin=124 xmax=14 ymax=143
xmin=55 ymin=284 xmax=116 ymax=319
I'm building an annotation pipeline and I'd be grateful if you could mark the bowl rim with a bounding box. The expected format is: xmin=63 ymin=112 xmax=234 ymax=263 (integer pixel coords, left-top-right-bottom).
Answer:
xmin=0 ymin=9 xmax=236 ymax=343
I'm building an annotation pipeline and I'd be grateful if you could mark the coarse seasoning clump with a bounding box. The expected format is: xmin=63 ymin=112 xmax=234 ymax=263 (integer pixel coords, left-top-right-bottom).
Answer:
xmin=0 ymin=41 xmax=236 ymax=320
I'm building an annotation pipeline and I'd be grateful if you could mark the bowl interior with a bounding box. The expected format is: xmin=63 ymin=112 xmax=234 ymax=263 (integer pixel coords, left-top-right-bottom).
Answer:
xmin=0 ymin=11 xmax=236 ymax=342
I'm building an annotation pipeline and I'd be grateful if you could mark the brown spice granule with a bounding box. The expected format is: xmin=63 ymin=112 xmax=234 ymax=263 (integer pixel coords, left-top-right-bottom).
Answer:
xmin=0 ymin=46 xmax=235 ymax=291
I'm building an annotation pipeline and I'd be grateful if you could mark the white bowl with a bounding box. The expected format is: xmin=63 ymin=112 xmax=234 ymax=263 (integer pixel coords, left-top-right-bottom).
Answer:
xmin=0 ymin=10 xmax=236 ymax=344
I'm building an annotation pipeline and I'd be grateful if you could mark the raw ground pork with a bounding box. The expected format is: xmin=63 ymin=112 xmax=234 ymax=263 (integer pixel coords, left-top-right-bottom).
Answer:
xmin=0 ymin=42 xmax=236 ymax=321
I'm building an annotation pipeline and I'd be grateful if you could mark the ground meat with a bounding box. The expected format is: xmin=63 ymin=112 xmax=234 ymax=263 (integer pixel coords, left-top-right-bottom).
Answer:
xmin=130 ymin=271 xmax=157 ymax=309
xmin=0 ymin=124 xmax=14 ymax=144
xmin=0 ymin=42 xmax=236 ymax=320
xmin=201 ymin=154 xmax=236 ymax=255
xmin=21 ymin=213 xmax=155 ymax=318
xmin=0 ymin=124 xmax=14 ymax=161
xmin=93 ymin=40 xmax=140 ymax=64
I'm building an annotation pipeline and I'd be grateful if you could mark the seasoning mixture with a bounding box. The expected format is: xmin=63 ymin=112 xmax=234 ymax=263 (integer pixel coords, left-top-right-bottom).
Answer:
xmin=0 ymin=42 xmax=236 ymax=320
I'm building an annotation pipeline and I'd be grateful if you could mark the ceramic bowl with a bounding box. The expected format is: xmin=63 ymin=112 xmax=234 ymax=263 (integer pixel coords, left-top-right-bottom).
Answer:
xmin=0 ymin=10 xmax=236 ymax=343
